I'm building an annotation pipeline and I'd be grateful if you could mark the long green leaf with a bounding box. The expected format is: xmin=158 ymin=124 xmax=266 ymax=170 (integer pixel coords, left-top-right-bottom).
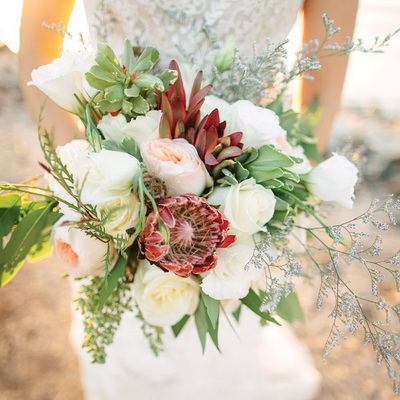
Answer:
xmin=201 ymin=291 xmax=220 ymax=330
xmin=277 ymin=292 xmax=304 ymax=323
xmin=0 ymin=202 xmax=57 ymax=286
xmin=172 ymin=314 xmax=190 ymax=337
xmin=0 ymin=194 xmax=21 ymax=238
xmin=194 ymin=300 xmax=208 ymax=353
xmin=98 ymin=255 xmax=127 ymax=309
xmin=241 ymin=289 xmax=279 ymax=324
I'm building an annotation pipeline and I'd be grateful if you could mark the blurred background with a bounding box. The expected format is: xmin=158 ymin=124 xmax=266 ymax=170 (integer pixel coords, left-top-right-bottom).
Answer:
xmin=0 ymin=0 xmax=399 ymax=399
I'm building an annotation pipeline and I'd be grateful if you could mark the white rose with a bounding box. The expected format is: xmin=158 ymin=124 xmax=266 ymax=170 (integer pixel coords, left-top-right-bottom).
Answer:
xmin=134 ymin=260 xmax=200 ymax=326
xmin=229 ymin=100 xmax=286 ymax=149
xmin=98 ymin=110 xmax=161 ymax=145
xmin=304 ymin=152 xmax=358 ymax=208
xmin=208 ymin=178 xmax=276 ymax=234
xmin=202 ymin=95 xmax=231 ymax=129
xmin=78 ymin=149 xmax=141 ymax=205
xmin=29 ymin=51 xmax=96 ymax=114
xmin=141 ymin=138 xmax=212 ymax=197
xmin=52 ymin=217 xmax=115 ymax=278
xmin=201 ymin=233 xmax=261 ymax=300
xmin=97 ymin=194 xmax=141 ymax=237
xmin=45 ymin=140 xmax=91 ymax=219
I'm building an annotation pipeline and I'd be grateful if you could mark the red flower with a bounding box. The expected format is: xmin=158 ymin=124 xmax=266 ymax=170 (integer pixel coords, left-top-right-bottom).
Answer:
xmin=140 ymin=194 xmax=236 ymax=278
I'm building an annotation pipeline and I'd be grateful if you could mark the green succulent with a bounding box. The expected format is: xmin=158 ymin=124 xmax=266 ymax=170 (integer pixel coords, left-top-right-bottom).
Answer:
xmin=85 ymin=40 xmax=178 ymax=118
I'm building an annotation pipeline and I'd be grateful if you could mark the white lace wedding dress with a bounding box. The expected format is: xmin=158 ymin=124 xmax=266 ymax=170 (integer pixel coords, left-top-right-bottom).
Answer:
xmin=70 ymin=1 xmax=322 ymax=399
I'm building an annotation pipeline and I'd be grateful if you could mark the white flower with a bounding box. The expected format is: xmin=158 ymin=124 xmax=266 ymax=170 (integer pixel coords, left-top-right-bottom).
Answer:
xmin=201 ymin=233 xmax=261 ymax=300
xmin=141 ymin=138 xmax=212 ymax=197
xmin=229 ymin=100 xmax=286 ymax=149
xmin=134 ymin=260 xmax=200 ymax=326
xmin=52 ymin=217 xmax=115 ymax=278
xmin=29 ymin=51 xmax=96 ymax=113
xmin=96 ymin=194 xmax=141 ymax=237
xmin=208 ymin=178 xmax=276 ymax=234
xmin=98 ymin=110 xmax=161 ymax=145
xmin=45 ymin=140 xmax=91 ymax=219
xmin=202 ymin=95 xmax=231 ymax=129
xmin=78 ymin=149 xmax=141 ymax=205
xmin=304 ymin=153 xmax=358 ymax=208
xmin=288 ymin=145 xmax=313 ymax=175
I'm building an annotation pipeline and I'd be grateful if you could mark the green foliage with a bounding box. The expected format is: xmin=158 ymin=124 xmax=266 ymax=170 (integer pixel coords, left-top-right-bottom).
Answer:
xmin=98 ymin=255 xmax=128 ymax=308
xmin=194 ymin=290 xmax=221 ymax=352
xmin=0 ymin=200 xmax=61 ymax=286
xmin=172 ymin=314 xmax=190 ymax=337
xmin=0 ymin=194 xmax=21 ymax=238
xmin=86 ymin=40 xmax=178 ymax=118
xmin=102 ymin=137 xmax=142 ymax=161
xmin=135 ymin=307 xmax=164 ymax=356
xmin=241 ymin=289 xmax=279 ymax=324
xmin=75 ymin=276 xmax=133 ymax=364
xmin=277 ymin=292 xmax=304 ymax=323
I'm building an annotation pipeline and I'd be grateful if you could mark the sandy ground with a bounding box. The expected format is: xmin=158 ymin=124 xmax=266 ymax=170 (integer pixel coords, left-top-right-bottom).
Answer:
xmin=0 ymin=34 xmax=399 ymax=399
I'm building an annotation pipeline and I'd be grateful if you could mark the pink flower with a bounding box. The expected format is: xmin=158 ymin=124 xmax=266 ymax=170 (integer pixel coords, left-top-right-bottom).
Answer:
xmin=140 ymin=194 xmax=236 ymax=278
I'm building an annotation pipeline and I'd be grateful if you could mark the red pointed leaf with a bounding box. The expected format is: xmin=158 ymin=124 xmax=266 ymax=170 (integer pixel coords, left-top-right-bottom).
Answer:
xmin=216 ymin=146 xmax=243 ymax=162
xmin=160 ymin=92 xmax=173 ymax=126
xmin=168 ymin=60 xmax=186 ymax=106
xmin=228 ymin=131 xmax=244 ymax=147
xmin=190 ymin=71 xmax=203 ymax=99
xmin=204 ymin=151 xmax=219 ymax=166
xmin=205 ymin=126 xmax=218 ymax=152
xmin=188 ymin=85 xmax=212 ymax=111
xmin=159 ymin=114 xmax=172 ymax=139
xmin=186 ymin=127 xmax=196 ymax=144
xmin=174 ymin=120 xmax=185 ymax=138
xmin=194 ymin=129 xmax=207 ymax=159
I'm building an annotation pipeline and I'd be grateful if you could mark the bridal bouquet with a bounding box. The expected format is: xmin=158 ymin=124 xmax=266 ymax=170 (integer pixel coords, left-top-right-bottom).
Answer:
xmin=1 ymin=16 xmax=400 ymax=389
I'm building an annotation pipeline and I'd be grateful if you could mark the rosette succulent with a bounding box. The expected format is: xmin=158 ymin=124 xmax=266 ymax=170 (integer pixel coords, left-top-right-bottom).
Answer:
xmin=140 ymin=194 xmax=236 ymax=278
xmin=158 ymin=61 xmax=244 ymax=171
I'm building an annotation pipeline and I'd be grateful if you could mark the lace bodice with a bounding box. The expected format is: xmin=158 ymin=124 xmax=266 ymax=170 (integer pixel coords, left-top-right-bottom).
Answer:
xmin=83 ymin=0 xmax=304 ymax=64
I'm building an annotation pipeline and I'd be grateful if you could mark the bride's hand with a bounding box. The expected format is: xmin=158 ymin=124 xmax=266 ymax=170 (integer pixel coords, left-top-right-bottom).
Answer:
xmin=299 ymin=0 xmax=359 ymax=156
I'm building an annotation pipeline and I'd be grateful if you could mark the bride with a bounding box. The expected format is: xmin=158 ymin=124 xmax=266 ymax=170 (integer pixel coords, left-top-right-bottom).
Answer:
xmin=18 ymin=1 xmax=358 ymax=399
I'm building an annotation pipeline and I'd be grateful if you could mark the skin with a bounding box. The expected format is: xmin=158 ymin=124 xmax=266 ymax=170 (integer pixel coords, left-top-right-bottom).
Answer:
xmin=19 ymin=0 xmax=359 ymax=151
xmin=300 ymin=0 xmax=359 ymax=154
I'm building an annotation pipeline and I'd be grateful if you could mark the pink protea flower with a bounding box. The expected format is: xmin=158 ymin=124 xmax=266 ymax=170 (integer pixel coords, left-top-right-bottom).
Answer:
xmin=140 ymin=194 xmax=236 ymax=278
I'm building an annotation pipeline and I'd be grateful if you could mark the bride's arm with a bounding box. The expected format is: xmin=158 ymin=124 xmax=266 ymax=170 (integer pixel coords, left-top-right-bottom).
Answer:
xmin=299 ymin=0 xmax=359 ymax=155
xmin=19 ymin=0 xmax=80 ymax=145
